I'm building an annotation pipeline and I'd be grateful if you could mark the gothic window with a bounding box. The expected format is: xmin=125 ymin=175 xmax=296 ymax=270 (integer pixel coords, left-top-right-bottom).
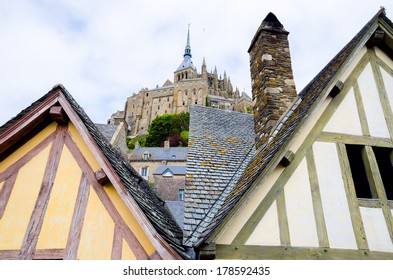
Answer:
xmin=185 ymin=90 xmax=188 ymax=96
xmin=346 ymin=145 xmax=393 ymax=200
xmin=186 ymin=72 xmax=188 ymax=79
xmin=146 ymin=93 xmax=149 ymax=97
xmin=193 ymin=89 xmax=196 ymax=95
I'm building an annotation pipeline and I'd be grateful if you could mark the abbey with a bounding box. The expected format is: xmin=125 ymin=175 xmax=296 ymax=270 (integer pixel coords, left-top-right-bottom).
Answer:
xmin=115 ymin=27 xmax=253 ymax=136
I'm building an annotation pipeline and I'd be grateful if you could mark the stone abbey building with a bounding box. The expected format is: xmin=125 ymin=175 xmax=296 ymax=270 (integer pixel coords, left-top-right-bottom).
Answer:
xmin=110 ymin=28 xmax=253 ymax=136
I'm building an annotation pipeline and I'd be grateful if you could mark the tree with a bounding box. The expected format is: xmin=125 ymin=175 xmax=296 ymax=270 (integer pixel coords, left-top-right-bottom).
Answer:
xmin=144 ymin=112 xmax=190 ymax=147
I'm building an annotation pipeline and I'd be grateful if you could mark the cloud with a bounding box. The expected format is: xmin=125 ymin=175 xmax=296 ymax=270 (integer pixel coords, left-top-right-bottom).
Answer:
xmin=0 ymin=0 xmax=393 ymax=125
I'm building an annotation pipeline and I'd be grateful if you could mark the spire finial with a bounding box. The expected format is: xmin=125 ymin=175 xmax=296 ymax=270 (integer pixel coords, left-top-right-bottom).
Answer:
xmin=184 ymin=24 xmax=192 ymax=58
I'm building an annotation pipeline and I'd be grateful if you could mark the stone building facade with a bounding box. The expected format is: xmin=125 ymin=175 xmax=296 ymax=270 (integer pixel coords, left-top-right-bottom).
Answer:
xmin=118 ymin=28 xmax=253 ymax=136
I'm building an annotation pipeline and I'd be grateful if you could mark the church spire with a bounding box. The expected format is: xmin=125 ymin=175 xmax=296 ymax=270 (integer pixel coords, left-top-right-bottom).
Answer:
xmin=184 ymin=24 xmax=192 ymax=58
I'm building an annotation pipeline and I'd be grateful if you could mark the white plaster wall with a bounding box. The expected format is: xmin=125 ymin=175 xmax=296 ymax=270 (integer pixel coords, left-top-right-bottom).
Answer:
xmin=357 ymin=64 xmax=390 ymax=138
xmin=380 ymin=67 xmax=393 ymax=119
xmin=284 ymin=158 xmax=319 ymax=247
xmin=246 ymin=201 xmax=281 ymax=246
xmin=290 ymin=98 xmax=330 ymax=154
xmin=375 ymin=47 xmax=393 ymax=70
xmin=323 ymin=88 xmax=363 ymax=136
xmin=216 ymin=167 xmax=284 ymax=245
xmin=313 ymin=142 xmax=358 ymax=250
xmin=360 ymin=207 xmax=393 ymax=252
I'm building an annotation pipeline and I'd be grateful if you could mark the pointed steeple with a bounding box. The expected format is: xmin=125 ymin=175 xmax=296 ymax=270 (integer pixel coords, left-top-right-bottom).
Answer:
xmin=175 ymin=25 xmax=195 ymax=72
xmin=184 ymin=24 xmax=192 ymax=58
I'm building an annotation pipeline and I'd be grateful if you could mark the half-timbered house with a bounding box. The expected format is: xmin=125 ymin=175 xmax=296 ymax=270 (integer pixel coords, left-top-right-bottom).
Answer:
xmin=0 ymin=85 xmax=187 ymax=260
xmin=185 ymin=8 xmax=393 ymax=259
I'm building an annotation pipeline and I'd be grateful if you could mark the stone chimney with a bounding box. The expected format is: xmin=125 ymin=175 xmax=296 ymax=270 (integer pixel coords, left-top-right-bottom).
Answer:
xmin=135 ymin=141 xmax=140 ymax=149
xmin=248 ymin=12 xmax=297 ymax=150
xmin=164 ymin=140 xmax=170 ymax=150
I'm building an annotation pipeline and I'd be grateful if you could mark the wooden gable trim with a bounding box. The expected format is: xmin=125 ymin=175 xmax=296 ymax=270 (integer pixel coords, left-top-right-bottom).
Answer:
xmin=317 ymin=132 xmax=393 ymax=147
xmin=328 ymin=80 xmax=344 ymax=98
xmin=306 ymin=147 xmax=329 ymax=248
xmin=336 ymin=143 xmax=369 ymax=250
xmin=0 ymin=172 xmax=18 ymax=219
xmin=19 ymin=124 xmax=68 ymax=259
xmin=0 ymin=129 xmax=56 ymax=183
xmin=57 ymin=92 xmax=182 ymax=260
xmin=0 ymin=89 xmax=60 ymax=156
xmin=64 ymin=174 xmax=90 ymax=260
xmin=49 ymin=106 xmax=68 ymax=124
xmin=111 ymin=225 xmax=123 ymax=260
xmin=216 ymin=244 xmax=393 ymax=260
xmin=63 ymin=134 xmax=149 ymax=260
xmin=368 ymin=47 xmax=393 ymax=139
xmin=95 ymin=168 xmax=109 ymax=186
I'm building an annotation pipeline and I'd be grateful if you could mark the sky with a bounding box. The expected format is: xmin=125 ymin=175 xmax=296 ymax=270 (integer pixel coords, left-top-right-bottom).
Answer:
xmin=1 ymin=0 xmax=393 ymax=125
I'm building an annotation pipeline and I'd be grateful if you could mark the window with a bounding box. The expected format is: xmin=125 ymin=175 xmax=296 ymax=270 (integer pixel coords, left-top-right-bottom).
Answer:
xmin=346 ymin=145 xmax=393 ymax=200
xmin=143 ymin=153 xmax=149 ymax=160
xmin=178 ymin=189 xmax=185 ymax=201
xmin=141 ymin=167 xmax=148 ymax=178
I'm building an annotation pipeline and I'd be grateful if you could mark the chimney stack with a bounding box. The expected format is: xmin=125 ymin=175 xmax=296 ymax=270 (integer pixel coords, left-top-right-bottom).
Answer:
xmin=164 ymin=140 xmax=170 ymax=150
xmin=248 ymin=12 xmax=297 ymax=151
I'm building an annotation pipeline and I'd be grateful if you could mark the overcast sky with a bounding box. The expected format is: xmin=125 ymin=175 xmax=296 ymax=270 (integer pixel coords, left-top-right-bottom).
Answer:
xmin=1 ymin=0 xmax=393 ymax=125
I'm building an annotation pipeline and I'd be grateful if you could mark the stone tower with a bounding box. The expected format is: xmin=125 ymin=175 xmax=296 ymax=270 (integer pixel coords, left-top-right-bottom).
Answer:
xmin=248 ymin=12 xmax=297 ymax=151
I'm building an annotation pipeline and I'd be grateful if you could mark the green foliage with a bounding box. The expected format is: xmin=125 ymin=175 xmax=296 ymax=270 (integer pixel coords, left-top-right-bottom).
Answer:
xmin=180 ymin=130 xmax=189 ymax=145
xmin=246 ymin=106 xmax=253 ymax=114
xmin=145 ymin=112 xmax=190 ymax=147
xmin=127 ymin=134 xmax=147 ymax=149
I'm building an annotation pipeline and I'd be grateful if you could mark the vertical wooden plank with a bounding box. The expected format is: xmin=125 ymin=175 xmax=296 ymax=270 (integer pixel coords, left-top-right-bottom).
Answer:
xmin=276 ymin=191 xmax=290 ymax=246
xmin=353 ymin=81 xmax=370 ymax=136
xmin=306 ymin=147 xmax=330 ymax=248
xmin=111 ymin=225 xmax=123 ymax=260
xmin=336 ymin=143 xmax=369 ymax=250
xmin=363 ymin=145 xmax=393 ymax=243
xmin=0 ymin=172 xmax=18 ymax=219
xmin=19 ymin=124 xmax=67 ymax=260
xmin=64 ymin=174 xmax=90 ymax=260
xmin=368 ymin=48 xmax=393 ymax=139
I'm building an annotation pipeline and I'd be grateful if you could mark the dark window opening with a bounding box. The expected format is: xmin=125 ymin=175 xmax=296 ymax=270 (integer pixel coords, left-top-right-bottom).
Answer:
xmin=373 ymin=147 xmax=393 ymax=200
xmin=346 ymin=145 xmax=374 ymax=199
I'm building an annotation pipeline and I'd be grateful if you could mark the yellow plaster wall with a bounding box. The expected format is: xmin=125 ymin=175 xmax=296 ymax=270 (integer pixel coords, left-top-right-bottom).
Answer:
xmin=67 ymin=123 xmax=100 ymax=172
xmin=104 ymin=185 xmax=155 ymax=255
xmin=77 ymin=187 xmax=115 ymax=260
xmin=36 ymin=145 xmax=82 ymax=249
xmin=0 ymin=144 xmax=51 ymax=250
xmin=121 ymin=239 xmax=137 ymax=260
xmin=0 ymin=122 xmax=57 ymax=174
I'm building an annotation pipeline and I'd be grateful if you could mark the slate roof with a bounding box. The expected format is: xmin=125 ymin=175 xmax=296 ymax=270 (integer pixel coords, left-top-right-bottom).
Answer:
xmin=95 ymin=123 xmax=118 ymax=142
xmin=183 ymin=106 xmax=255 ymax=246
xmin=0 ymin=85 xmax=189 ymax=259
xmin=154 ymin=166 xmax=187 ymax=175
xmin=186 ymin=8 xmax=393 ymax=248
xmin=166 ymin=201 xmax=185 ymax=229
xmin=129 ymin=147 xmax=188 ymax=161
